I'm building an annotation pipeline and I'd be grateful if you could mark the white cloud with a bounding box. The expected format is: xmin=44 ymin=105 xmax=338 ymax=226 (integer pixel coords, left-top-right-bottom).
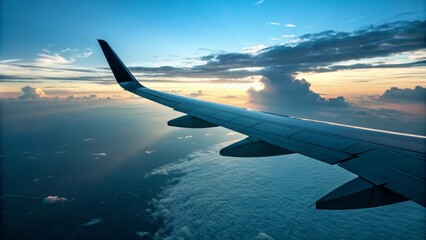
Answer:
xmin=0 ymin=59 xmax=21 ymax=63
xmin=242 ymin=44 xmax=268 ymax=54
xmin=81 ymin=218 xmax=103 ymax=226
xmin=266 ymin=22 xmax=280 ymax=25
xmin=42 ymin=195 xmax=68 ymax=204
xmin=178 ymin=135 xmax=192 ymax=140
xmin=285 ymin=23 xmax=296 ymax=27
xmin=92 ymin=152 xmax=107 ymax=156
xmin=77 ymin=48 xmax=93 ymax=58
xmin=228 ymin=67 xmax=264 ymax=72
xmin=282 ymin=34 xmax=296 ymax=38
xmin=256 ymin=0 xmax=264 ymax=4
xmin=345 ymin=16 xmax=364 ymax=24
xmin=145 ymin=150 xmax=156 ymax=154
xmin=32 ymin=47 xmax=93 ymax=67
xmin=255 ymin=232 xmax=274 ymax=240
xmin=148 ymin=142 xmax=423 ymax=239
xmin=83 ymin=138 xmax=95 ymax=142
xmin=60 ymin=48 xmax=78 ymax=53
xmin=18 ymin=86 xmax=48 ymax=100
xmin=35 ymin=53 xmax=75 ymax=66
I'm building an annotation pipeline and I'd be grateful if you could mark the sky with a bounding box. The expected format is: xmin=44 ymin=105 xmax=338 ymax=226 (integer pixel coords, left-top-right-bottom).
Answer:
xmin=0 ymin=0 xmax=426 ymax=134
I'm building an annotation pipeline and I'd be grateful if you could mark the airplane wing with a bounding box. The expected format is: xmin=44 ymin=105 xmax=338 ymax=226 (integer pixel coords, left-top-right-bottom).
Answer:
xmin=98 ymin=39 xmax=426 ymax=210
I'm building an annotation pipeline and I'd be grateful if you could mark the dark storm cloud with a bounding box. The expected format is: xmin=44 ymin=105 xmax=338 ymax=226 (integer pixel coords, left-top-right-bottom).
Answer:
xmin=197 ymin=21 xmax=425 ymax=71
xmin=379 ymin=86 xmax=426 ymax=103
xmin=310 ymin=60 xmax=426 ymax=73
xmin=118 ymin=21 xmax=426 ymax=82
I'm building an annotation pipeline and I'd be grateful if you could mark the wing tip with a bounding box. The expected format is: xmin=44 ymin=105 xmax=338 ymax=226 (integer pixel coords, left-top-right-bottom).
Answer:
xmin=97 ymin=39 xmax=145 ymax=90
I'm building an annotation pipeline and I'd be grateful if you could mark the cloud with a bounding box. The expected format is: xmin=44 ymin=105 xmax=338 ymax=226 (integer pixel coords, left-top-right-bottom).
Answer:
xmin=35 ymin=48 xmax=93 ymax=66
xmin=3 ymin=22 xmax=423 ymax=89
xmin=145 ymin=150 xmax=156 ymax=154
xmin=0 ymin=59 xmax=21 ymax=63
xmin=255 ymin=232 xmax=274 ymax=240
xmin=255 ymin=0 xmax=264 ymax=4
xmin=135 ymin=231 xmax=150 ymax=238
xmin=188 ymin=90 xmax=204 ymax=97
xmin=242 ymin=44 xmax=269 ymax=54
xmin=36 ymin=53 xmax=75 ymax=65
xmin=177 ymin=135 xmax=192 ymax=140
xmin=67 ymin=94 xmax=98 ymax=100
xmin=60 ymin=48 xmax=78 ymax=53
xmin=266 ymin=22 xmax=296 ymax=28
xmin=148 ymin=143 xmax=424 ymax=239
xmin=83 ymin=138 xmax=95 ymax=142
xmin=42 ymin=195 xmax=68 ymax=204
xmin=166 ymin=90 xmax=183 ymax=95
xmin=76 ymin=48 xmax=93 ymax=58
xmin=81 ymin=218 xmax=103 ymax=226
xmin=195 ymin=21 xmax=424 ymax=72
xmin=177 ymin=20 xmax=425 ymax=131
xmin=92 ymin=152 xmax=107 ymax=156
xmin=379 ymin=86 xmax=425 ymax=103
xmin=12 ymin=85 xmax=103 ymax=101
xmin=345 ymin=16 xmax=364 ymax=24
xmin=221 ymin=95 xmax=237 ymax=98
xmin=18 ymin=85 xmax=47 ymax=100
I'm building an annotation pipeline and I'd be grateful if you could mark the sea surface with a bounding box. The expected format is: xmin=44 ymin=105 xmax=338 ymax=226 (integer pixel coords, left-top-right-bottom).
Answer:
xmin=1 ymin=99 xmax=425 ymax=239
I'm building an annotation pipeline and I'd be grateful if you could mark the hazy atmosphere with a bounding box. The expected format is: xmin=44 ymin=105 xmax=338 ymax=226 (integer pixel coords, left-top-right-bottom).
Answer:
xmin=1 ymin=0 xmax=425 ymax=239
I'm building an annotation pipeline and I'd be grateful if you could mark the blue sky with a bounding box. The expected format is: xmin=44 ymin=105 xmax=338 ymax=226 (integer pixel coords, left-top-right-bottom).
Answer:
xmin=1 ymin=0 xmax=425 ymax=65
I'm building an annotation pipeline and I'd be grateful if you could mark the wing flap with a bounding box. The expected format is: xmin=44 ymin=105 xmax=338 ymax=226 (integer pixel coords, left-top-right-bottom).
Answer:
xmin=168 ymin=115 xmax=218 ymax=128
xmin=340 ymin=148 xmax=426 ymax=206
xmin=316 ymin=177 xmax=408 ymax=209
xmin=220 ymin=137 xmax=294 ymax=157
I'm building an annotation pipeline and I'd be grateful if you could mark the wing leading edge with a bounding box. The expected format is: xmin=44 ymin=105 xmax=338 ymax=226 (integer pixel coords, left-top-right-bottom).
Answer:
xmin=98 ymin=40 xmax=426 ymax=209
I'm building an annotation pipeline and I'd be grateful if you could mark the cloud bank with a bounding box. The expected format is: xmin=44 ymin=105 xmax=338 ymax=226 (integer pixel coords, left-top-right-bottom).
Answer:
xmin=379 ymin=86 xmax=425 ymax=103
xmin=147 ymin=143 xmax=425 ymax=239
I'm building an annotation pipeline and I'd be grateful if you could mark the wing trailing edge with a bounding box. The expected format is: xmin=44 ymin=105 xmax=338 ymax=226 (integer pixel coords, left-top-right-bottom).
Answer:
xmin=316 ymin=177 xmax=408 ymax=209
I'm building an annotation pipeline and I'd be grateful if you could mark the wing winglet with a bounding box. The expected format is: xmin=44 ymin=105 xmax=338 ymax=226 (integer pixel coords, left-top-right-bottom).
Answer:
xmin=98 ymin=39 xmax=144 ymax=90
